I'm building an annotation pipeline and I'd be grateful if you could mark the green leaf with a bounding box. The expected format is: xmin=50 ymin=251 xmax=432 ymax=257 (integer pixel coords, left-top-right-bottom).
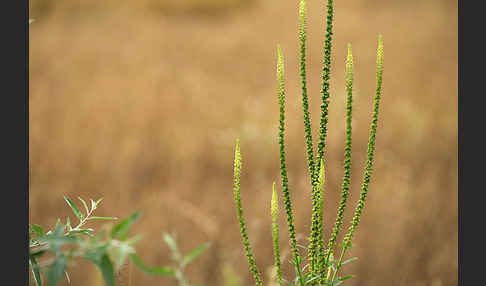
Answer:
xmin=336 ymin=275 xmax=354 ymax=281
xmin=296 ymin=244 xmax=308 ymax=250
xmin=306 ymin=275 xmax=320 ymax=283
xmin=29 ymin=256 xmax=42 ymax=286
xmin=95 ymin=197 xmax=104 ymax=206
xmin=44 ymin=225 xmax=75 ymax=253
xmin=162 ymin=233 xmax=178 ymax=253
xmin=63 ymin=195 xmax=83 ymax=221
xmin=83 ymin=244 xmax=116 ymax=285
xmin=30 ymin=224 xmax=45 ymax=238
xmin=68 ymin=228 xmax=95 ymax=236
xmin=111 ymin=211 xmax=140 ymax=241
xmin=125 ymin=234 xmax=143 ymax=246
xmin=324 ymin=275 xmax=355 ymax=286
xmin=78 ymin=197 xmax=90 ymax=215
xmin=129 ymin=254 xmax=175 ymax=276
xmin=87 ymin=216 xmax=118 ymax=221
xmin=55 ymin=218 xmax=63 ymax=229
xmin=97 ymin=254 xmax=115 ymax=286
xmin=342 ymin=257 xmax=357 ymax=265
xmin=84 ymin=242 xmax=110 ymax=263
xmin=162 ymin=233 xmax=181 ymax=261
xmin=301 ymin=263 xmax=310 ymax=272
xmin=47 ymin=254 xmax=66 ymax=286
xmin=66 ymin=217 xmax=72 ymax=231
xmin=30 ymin=246 xmax=48 ymax=257
xmin=182 ymin=243 xmax=210 ymax=267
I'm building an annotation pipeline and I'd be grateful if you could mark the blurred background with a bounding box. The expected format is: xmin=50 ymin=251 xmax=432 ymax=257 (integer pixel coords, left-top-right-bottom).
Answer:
xmin=29 ymin=0 xmax=457 ymax=285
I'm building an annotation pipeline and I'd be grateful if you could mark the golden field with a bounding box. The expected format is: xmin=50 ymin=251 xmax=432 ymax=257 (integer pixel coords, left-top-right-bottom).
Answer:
xmin=29 ymin=0 xmax=457 ymax=285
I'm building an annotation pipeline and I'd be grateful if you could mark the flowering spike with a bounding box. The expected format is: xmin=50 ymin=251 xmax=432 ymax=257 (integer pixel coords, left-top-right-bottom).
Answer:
xmin=232 ymin=139 xmax=263 ymax=286
xmin=276 ymin=45 xmax=305 ymax=286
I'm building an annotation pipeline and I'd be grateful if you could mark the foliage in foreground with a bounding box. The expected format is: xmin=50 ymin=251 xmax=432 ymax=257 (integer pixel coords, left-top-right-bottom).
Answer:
xmin=29 ymin=196 xmax=209 ymax=286
xmin=231 ymin=0 xmax=384 ymax=285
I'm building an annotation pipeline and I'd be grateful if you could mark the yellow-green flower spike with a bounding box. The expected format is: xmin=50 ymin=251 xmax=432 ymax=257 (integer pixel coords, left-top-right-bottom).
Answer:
xmin=333 ymin=35 xmax=384 ymax=283
xmin=299 ymin=0 xmax=319 ymax=278
xmin=323 ymin=43 xmax=354 ymax=276
xmin=317 ymin=0 xmax=335 ymax=164
xmin=232 ymin=139 xmax=263 ymax=286
xmin=298 ymin=0 xmax=318 ymax=190
xmin=271 ymin=182 xmax=283 ymax=286
xmin=276 ymin=45 xmax=305 ymax=286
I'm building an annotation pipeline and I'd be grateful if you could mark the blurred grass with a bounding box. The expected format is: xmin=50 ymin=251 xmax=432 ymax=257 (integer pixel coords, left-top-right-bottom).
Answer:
xmin=29 ymin=0 xmax=457 ymax=285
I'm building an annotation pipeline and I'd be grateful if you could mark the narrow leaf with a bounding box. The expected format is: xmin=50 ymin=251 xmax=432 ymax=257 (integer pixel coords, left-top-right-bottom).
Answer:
xmin=182 ymin=243 xmax=210 ymax=267
xmin=130 ymin=254 xmax=175 ymax=276
xmin=162 ymin=233 xmax=178 ymax=253
xmin=29 ymin=256 xmax=42 ymax=286
xmin=30 ymin=246 xmax=48 ymax=257
xmin=78 ymin=197 xmax=90 ymax=216
xmin=342 ymin=257 xmax=357 ymax=265
xmin=30 ymin=224 xmax=45 ymax=238
xmin=337 ymin=275 xmax=354 ymax=281
xmin=97 ymin=254 xmax=115 ymax=286
xmin=95 ymin=197 xmax=104 ymax=206
xmin=87 ymin=217 xmax=118 ymax=221
xmin=69 ymin=228 xmax=94 ymax=236
xmin=63 ymin=195 xmax=83 ymax=220
xmin=47 ymin=255 xmax=66 ymax=286
xmin=111 ymin=211 xmax=140 ymax=241
xmin=125 ymin=234 xmax=143 ymax=246
xmin=55 ymin=218 xmax=63 ymax=229
xmin=66 ymin=217 xmax=71 ymax=231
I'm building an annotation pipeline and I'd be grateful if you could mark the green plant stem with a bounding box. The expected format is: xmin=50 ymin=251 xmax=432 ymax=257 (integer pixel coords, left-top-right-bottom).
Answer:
xmin=232 ymin=139 xmax=263 ymax=286
xmin=298 ymin=0 xmax=321 ymax=279
xmin=322 ymin=43 xmax=354 ymax=279
xmin=276 ymin=45 xmax=305 ymax=286
xmin=332 ymin=35 xmax=383 ymax=283
xmin=298 ymin=0 xmax=317 ymax=187
xmin=317 ymin=0 xmax=335 ymax=163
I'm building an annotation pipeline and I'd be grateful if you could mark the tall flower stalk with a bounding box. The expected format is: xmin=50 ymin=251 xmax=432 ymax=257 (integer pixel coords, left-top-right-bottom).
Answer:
xmin=276 ymin=45 xmax=305 ymax=286
xmin=332 ymin=35 xmax=384 ymax=283
xmin=317 ymin=0 xmax=335 ymax=163
xmin=322 ymin=43 xmax=354 ymax=276
xmin=232 ymin=139 xmax=263 ymax=286
xmin=297 ymin=0 xmax=321 ymax=279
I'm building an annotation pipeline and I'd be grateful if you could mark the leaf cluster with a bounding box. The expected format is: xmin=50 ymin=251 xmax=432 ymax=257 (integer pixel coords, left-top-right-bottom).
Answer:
xmin=29 ymin=196 xmax=209 ymax=286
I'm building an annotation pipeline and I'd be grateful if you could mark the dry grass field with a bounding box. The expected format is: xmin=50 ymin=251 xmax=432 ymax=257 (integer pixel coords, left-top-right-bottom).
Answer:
xmin=29 ymin=0 xmax=457 ymax=285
